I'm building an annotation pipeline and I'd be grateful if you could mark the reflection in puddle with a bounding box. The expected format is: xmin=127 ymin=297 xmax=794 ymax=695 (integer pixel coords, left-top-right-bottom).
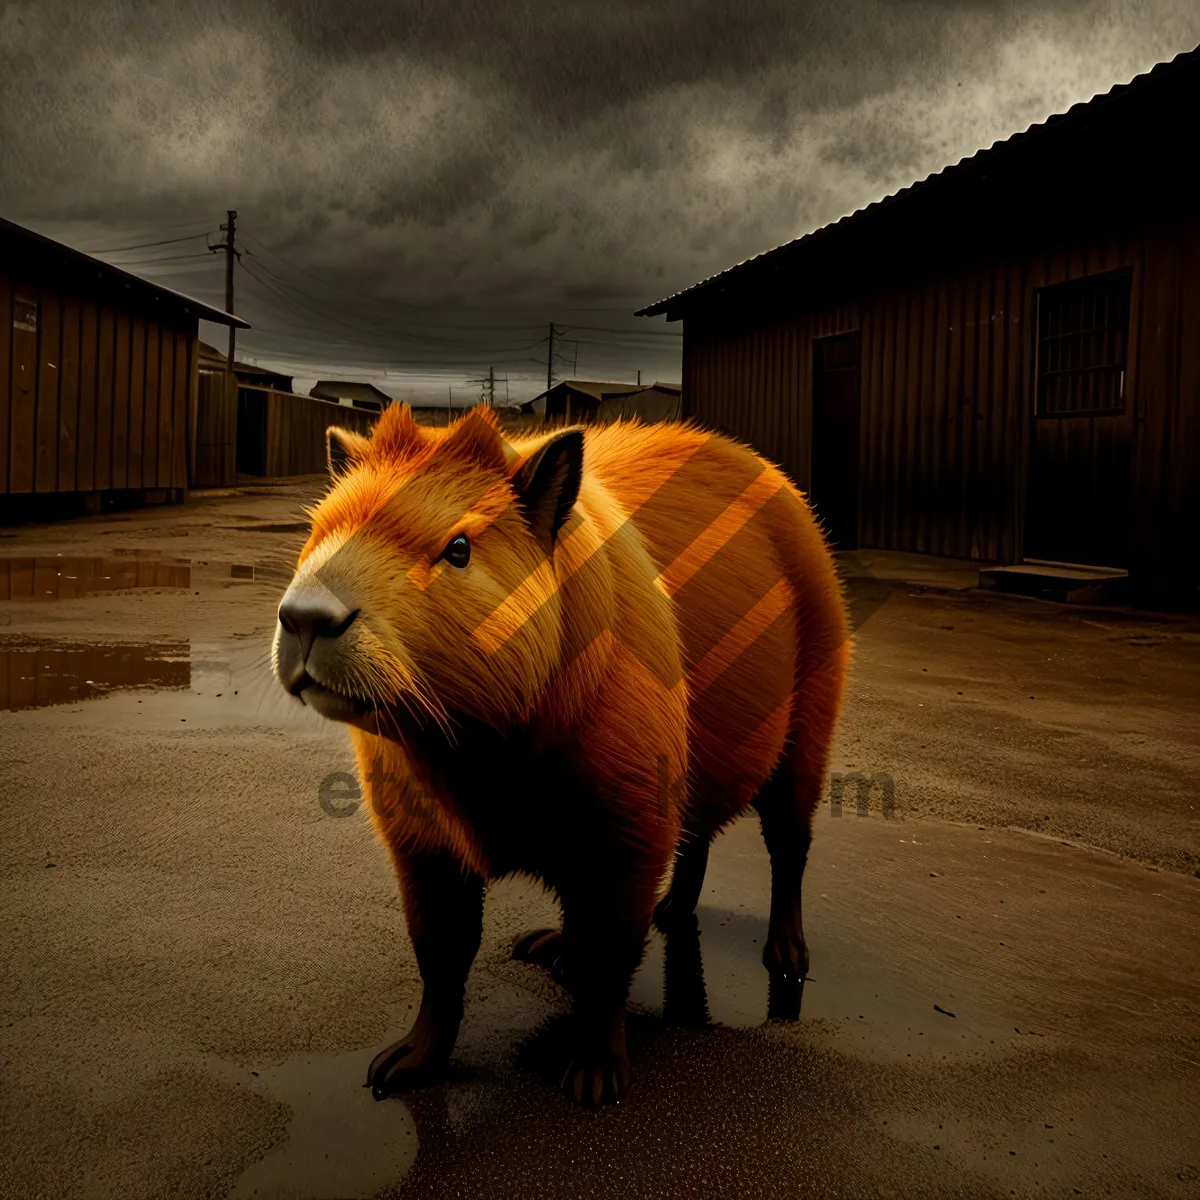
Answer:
xmin=227 ymin=1045 xmax=418 ymax=1200
xmin=0 ymin=556 xmax=190 ymax=599
xmin=0 ymin=640 xmax=190 ymax=711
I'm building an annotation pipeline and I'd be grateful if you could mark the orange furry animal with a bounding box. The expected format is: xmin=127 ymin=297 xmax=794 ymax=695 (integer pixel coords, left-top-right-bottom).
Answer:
xmin=273 ymin=402 xmax=850 ymax=1107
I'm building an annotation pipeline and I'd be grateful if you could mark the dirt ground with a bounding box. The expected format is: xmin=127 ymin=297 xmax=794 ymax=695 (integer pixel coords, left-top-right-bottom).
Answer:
xmin=1 ymin=481 xmax=1198 ymax=1199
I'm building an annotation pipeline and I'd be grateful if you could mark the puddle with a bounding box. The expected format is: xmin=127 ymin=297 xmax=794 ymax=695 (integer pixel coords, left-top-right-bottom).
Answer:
xmin=223 ymin=1045 xmax=418 ymax=1200
xmin=0 ymin=639 xmax=190 ymax=711
xmin=0 ymin=555 xmax=190 ymax=599
xmin=0 ymin=553 xmax=293 ymax=600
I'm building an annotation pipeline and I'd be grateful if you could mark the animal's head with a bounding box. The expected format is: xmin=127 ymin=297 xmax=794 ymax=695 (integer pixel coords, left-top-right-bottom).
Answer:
xmin=272 ymin=403 xmax=587 ymax=738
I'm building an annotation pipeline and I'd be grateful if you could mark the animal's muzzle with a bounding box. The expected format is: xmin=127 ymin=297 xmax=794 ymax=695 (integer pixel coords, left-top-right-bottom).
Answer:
xmin=276 ymin=577 xmax=359 ymax=696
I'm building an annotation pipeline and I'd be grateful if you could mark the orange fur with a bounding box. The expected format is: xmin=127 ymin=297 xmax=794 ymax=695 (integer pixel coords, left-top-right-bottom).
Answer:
xmin=278 ymin=401 xmax=852 ymax=1104
xmin=293 ymin=402 xmax=850 ymax=883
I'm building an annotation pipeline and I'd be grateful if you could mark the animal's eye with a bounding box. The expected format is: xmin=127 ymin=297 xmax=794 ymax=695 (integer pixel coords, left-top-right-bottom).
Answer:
xmin=439 ymin=533 xmax=471 ymax=569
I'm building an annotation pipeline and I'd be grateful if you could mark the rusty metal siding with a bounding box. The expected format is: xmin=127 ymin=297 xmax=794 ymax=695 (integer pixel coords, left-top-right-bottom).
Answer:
xmin=681 ymin=214 xmax=1197 ymax=588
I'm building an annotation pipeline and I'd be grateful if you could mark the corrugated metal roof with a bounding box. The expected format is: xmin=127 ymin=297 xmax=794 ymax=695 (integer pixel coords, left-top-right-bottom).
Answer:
xmin=636 ymin=42 xmax=1199 ymax=319
xmin=0 ymin=215 xmax=250 ymax=328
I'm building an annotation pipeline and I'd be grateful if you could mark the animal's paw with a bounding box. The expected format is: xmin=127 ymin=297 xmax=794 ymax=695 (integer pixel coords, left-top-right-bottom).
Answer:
xmin=365 ymin=1025 xmax=451 ymax=1099
xmin=560 ymin=1046 xmax=631 ymax=1108
xmin=762 ymin=927 xmax=809 ymax=981
xmin=511 ymin=928 xmax=566 ymax=983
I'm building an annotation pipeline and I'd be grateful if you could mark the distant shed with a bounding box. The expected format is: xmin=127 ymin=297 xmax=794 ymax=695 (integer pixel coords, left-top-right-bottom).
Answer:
xmin=0 ymin=216 xmax=247 ymax=508
xmin=594 ymin=383 xmax=682 ymax=424
xmin=309 ymin=380 xmax=393 ymax=412
xmin=521 ymin=380 xmax=682 ymax=424
xmin=198 ymin=341 xmax=294 ymax=393
xmin=638 ymin=46 xmax=1200 ymax=600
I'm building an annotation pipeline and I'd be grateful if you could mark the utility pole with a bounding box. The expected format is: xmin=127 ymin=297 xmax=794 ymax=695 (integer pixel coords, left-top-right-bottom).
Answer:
xmin=547 ymin=322 xmax=556 ymax=391
xmin=209 ymin=210 xmax=240 ymax=383
xmin=637 ymin=369 xmax=641 ymax=386
xmin=465 ymin=366 xmax=497 ymax=407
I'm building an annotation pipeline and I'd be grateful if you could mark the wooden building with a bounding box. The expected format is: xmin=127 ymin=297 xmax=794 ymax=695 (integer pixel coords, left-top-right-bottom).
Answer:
xmin=521 ymin=380 xmax=682 ymax=424
xmin=309 ymin=380 xmax=393 ymax=413
xmin=192 ymin=343 xmax=380 ymax=487
xmin=637 ymin=46 xmax=1200 ymax=600
xmin=192 ymin=367 xmax=378 ymax=488
xmin=198 ymin=341 xmax=294 ymax=393
xmin=0 ymin=216 xmax=248 ymax=510
xmin=234 ymin=387 xmax=377 ymax=479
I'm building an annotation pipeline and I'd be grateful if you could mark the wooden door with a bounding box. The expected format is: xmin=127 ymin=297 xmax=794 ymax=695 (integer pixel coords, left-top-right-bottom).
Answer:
xmin=810 ymin=331 xmax=862 ymax=550
xmin=235 ymin=387 xmax=267 ymax=477
xmin=1024 ymin=269 xmax=1133 ymax=568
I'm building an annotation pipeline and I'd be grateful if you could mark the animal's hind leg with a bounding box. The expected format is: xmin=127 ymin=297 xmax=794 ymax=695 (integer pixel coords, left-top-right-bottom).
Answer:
xmin=652 ymin=827 xmax=710 ymax=931
xmin=752 ymin=645 xmax=847 ymax=981
xmin=753 ymin=759 xmax=815 ymax=980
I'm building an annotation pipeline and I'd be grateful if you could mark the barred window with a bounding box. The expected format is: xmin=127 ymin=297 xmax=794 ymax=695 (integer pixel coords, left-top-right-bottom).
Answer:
xmin=1035 ymin=269 xmax=1132 ymax=416
xmin=13 ymin=296 xmax=38 ymax=332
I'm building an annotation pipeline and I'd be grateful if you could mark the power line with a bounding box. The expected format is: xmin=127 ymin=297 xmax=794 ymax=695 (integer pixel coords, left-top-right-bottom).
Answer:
xmin=103 ymin=251 xmax=215 ymax=267
xmin=240 ymin=228 xmax=527 ymax=320
xmin=84 ymin=231 xmax=213 ymax=254
xmin=557 ymin=323 xmax=681 ymax=340
xmin=240 ymin=254 xmax=548 ymax=345
xmin=237 ymin=226 xmax=684 ymax=334
xmin=238 ymin=259 xmax=553 ymax=358
xmin=232 ymin=306 xmax=550 ymax=370
xmin=233 ymin=274 xmax=679 ymax=372
xmin=239 ymin=243 xmax=552 ymax=336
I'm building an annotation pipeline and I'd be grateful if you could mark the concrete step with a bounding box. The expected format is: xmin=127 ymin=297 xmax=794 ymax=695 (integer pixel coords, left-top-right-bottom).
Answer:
xmin=979 ymin=560 xmax=1130 ymax=604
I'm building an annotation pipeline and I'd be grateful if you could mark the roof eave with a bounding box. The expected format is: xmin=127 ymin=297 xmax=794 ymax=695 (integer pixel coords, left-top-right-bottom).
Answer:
xmin=0 ymin=215 xmax=251 ymax=329
xmin=635 ymin=42 xmax=1199 ymax=320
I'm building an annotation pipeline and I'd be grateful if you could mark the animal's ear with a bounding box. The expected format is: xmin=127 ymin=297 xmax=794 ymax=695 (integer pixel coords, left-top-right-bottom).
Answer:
xmin=326 ymin=426 xmax=367 ymax=477
xmin=373 ymin=402 xmax=423 ymax=459
xmin=510 ymin=429 xmax=584 ymax=549
xmin=440 ymin=405 xmax=507 ymax=471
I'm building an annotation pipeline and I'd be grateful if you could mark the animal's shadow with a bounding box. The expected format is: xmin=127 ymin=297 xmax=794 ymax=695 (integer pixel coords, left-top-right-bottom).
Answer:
xmin=391 ymin=916 xmax=810 ymax=1187
xmin=653 ymin=911 xmax=805 ymax=1028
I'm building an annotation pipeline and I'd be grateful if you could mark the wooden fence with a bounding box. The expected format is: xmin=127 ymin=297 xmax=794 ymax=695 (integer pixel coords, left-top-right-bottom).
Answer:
xmin=263 ymin=389 xmax=376 ymax=476
xmin=192 ymin=379 xmax=378 ymax=486
xmin=192 ymin=370 xmax=236 ymax=488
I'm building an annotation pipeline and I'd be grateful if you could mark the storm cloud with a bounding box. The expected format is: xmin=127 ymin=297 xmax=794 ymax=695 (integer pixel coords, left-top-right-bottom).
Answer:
xmin=2 ymin=0 xmax=1197 ymax=400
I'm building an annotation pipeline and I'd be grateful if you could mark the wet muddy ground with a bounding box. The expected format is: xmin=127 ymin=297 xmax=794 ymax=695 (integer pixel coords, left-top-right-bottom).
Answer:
xmin=1 ymin=482 xmax=1198 ymax=1198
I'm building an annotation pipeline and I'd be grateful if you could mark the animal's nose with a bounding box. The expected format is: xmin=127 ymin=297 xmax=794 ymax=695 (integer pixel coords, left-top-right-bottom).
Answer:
xmin=277 ymin=590 xmax=359 ymax=661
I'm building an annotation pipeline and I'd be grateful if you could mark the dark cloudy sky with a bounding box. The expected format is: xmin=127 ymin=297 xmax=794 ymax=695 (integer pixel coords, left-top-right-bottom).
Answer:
xmin=3 ymin=1 xmax=1198 ymax=404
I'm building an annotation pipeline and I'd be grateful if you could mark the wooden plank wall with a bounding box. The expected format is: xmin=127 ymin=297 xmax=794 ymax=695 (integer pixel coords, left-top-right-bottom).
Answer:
xmin=681 ymin=215 xmax=1198 ymax=587
xmin=193 ymin=370 xmax=238 ymax=488
xmin=1131 ymin=210 xmax=1200 ymax=594
xmin=0 ymin=266 xmax=198 ymax=496
xmin=682 ymin=300 xmax=860 ymax=490
xmin=259 ymin=388 xmax=378 ymax=477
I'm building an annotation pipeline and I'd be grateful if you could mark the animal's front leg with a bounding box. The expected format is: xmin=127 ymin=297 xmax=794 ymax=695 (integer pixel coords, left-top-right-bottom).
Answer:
xmin=367 ymin=848 xmax=484 ymax=1098
xmin=557 ymin=879 xmax=654 ymax=1108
